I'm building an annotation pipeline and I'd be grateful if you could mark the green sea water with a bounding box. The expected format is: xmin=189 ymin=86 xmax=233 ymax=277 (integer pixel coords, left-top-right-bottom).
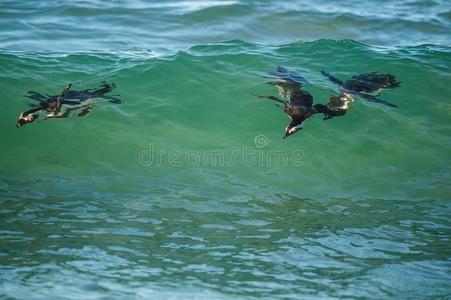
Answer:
xmin=1 ymin=1 xmax=451 ymax=299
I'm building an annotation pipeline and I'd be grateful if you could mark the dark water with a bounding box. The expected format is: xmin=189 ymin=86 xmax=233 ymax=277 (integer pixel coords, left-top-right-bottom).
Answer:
xmin=1 ymin=1 xmax=451 ymax=299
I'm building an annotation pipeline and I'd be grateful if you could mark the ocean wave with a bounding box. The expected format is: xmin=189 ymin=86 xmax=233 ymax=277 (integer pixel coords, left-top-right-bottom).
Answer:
xmin=1 ymin=2 xmax=451 ymax=299
xmin=1 ymin=0 xmax=450 ymax=51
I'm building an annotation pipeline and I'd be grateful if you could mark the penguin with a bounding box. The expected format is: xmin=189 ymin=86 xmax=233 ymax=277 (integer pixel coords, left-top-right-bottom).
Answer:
xmin=321 ymin=70 xmax=400 ymax=108
xmin=313 ymin=92 xmax=355 ymax=120
xmin=16 ymin=82 xmax=121 ymax=128
xmin=258 ymin=67 xmax=316 ymax=138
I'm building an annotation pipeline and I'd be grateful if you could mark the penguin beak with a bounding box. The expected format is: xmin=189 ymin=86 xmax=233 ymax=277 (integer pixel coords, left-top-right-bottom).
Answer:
xmin=283 ymin=131 xmax=295 ymax=139
xmin=283 ymin=125 xmax=302 ymax=139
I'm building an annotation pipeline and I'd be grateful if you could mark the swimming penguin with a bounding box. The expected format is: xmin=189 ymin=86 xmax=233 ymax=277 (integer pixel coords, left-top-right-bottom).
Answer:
xmin=321 ymin=70 xmax=400 ymax=107
xmin=258 ymin=66 xmax=316 ymax=139
xmin=16 ymin=82 xmax=121 ymax=128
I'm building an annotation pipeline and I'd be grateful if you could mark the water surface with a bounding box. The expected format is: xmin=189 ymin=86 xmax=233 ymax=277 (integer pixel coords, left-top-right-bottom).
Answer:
xmin=1 ymin=0 xmax=450 ymax=299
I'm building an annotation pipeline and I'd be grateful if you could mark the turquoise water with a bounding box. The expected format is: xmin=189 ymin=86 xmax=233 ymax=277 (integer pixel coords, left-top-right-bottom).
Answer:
xmin=1 ymin=1 xmax=451 ymax=299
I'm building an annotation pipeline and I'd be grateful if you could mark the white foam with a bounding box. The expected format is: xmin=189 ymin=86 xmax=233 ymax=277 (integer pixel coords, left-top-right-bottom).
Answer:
xmin=122 ymin=0 xmax=238 ymax=12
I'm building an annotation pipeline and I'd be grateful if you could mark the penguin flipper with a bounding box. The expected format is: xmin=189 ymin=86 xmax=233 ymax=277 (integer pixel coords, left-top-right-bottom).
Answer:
xmin=56 ymin=83 xmax=72 ymax=112
xmin=359 ymin=93 xmax=398 ymax=108
xmin=321 ymin=71 xmax=343 ymax=85
xmin=59 ymin=83 xmax=72 ymax=98
xmin=25 ymin=91 xmax=48 ymax=102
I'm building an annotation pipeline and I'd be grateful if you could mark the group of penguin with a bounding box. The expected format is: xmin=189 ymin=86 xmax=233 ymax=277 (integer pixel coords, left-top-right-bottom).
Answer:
xmin=16 ymin=66 xmax=401 ymax=140
xmin=259 ymin=67 xmax=400 ymax=138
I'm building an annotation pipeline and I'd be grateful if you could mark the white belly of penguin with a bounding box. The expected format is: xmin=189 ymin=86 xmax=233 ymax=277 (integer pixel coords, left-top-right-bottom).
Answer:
xmin=337 ymin=94 xmax=355 ymax=110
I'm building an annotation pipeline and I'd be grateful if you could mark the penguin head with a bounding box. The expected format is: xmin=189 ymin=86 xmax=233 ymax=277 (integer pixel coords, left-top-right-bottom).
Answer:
xmin=283 ymin=124 xmax=302 ymax=139
xmin=16 ymin=113 xmax=38 ymax=128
